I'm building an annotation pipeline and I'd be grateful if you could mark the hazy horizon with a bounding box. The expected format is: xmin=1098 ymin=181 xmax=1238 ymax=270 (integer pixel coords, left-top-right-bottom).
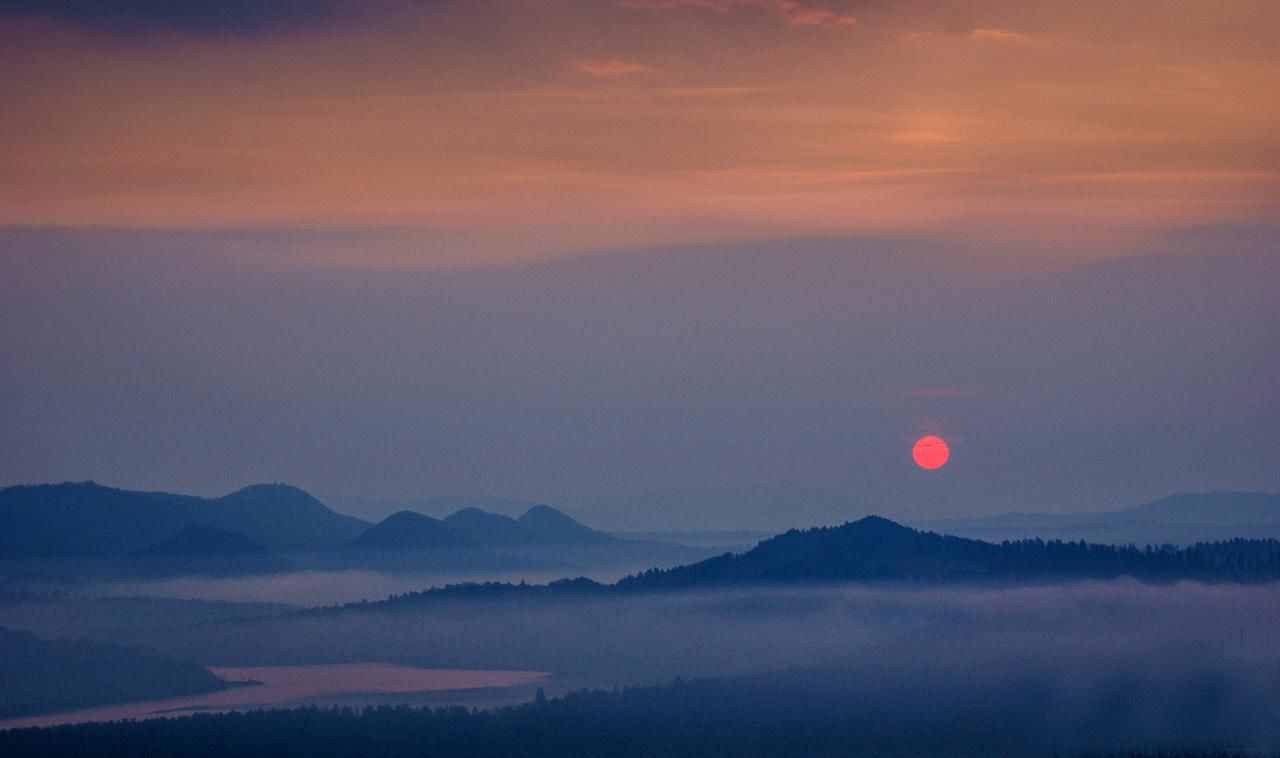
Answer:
xmin=4 ymin=1 xmax=1277 ymax=532
xmin=2 ymin=229 xmax=1276 ymax=528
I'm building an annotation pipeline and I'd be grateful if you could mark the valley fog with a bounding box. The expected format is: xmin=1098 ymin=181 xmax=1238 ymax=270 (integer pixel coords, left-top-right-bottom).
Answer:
xmin=76 ymin=566 xmax=633 ymax=607
xmin=33 ymin=579 xmax=1280 ymax=686
xmin=9 ymin=578 xmax=1280 ymax=752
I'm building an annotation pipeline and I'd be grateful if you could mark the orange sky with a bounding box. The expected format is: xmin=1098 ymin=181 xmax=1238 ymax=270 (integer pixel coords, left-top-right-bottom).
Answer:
xmin=2 ymin=0 xmax=1278 ymax=264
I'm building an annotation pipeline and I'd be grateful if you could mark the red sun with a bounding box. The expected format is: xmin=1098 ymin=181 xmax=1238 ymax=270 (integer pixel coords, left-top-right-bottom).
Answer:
xmin=912 ymin=435 xmax=950 ymax=470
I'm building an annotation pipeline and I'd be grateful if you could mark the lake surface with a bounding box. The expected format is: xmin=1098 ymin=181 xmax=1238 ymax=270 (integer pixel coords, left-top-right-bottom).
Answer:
xmin=0 ymin=663 xmax=548 ymax=730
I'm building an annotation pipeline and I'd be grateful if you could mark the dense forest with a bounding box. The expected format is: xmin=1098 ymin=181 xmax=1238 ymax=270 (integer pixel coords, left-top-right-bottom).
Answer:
xmin=2 ymin=669 xmax=1275 ymax=758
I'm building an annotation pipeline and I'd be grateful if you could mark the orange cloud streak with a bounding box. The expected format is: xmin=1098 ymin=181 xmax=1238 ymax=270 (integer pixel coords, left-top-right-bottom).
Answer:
xmin=572 ymin=59 xmax=656 ymax=77
xmin=0 ymin=0 xmax=1276 ymax=264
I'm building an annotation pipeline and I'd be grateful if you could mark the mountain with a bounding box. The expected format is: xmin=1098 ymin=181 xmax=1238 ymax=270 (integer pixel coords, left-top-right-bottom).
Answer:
xmin=439 ymin=505 xmax=615 ymax=546
xmin=0 ymin=481 xmax=369 ymax=558
xmin=323 ymin=495 xmax=540 ymax=522
xmin=347 ymin=505 xmax=619 ymax=550
xmin=517 ymin=505 xmax=616 ymax=544
xmin=126 ymin=526 xmax=293 ymax=576
xmin=347 ymin=511 xmax=471 ymax=550
xmin=916 ymin=491 xmax=1280 ymax=546
xmin=0 ymin=627 xmax=234 ymax=719
xmin=212 ymin=484 xmax=369 ymax=549
xmin=1122 ymin=492 xmax=1280 ymax=525
xmin=132 ymin=526 xmax=274 ymax=557
xmin=444 ymin=507 xmax=531 ymax=544
xmin=619 ymin=516 xmax=1280 ymax=590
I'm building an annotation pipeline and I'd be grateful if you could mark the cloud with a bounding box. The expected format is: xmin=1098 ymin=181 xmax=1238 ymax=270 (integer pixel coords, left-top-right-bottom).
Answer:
xmin=967 ymin=27 xmax=1029 ymax=43
xmin=571 ymin=59 xmax=656 ymax=77
xmin=616 ymin=0 xmax=744 ymax=11
xmin=777 ymin=2 xmax=856 ymax=28
xmin=0 ymin=0 xmax=1276 ymax=256
xmin=0 ymin=0 xmax=361 ymax=35
xmin=618 ymin=0 xmax=856 ymax=29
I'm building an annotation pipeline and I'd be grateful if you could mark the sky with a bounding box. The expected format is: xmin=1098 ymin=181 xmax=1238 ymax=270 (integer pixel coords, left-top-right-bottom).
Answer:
xmin=1 ymin=1 xmax=1277 ymax=528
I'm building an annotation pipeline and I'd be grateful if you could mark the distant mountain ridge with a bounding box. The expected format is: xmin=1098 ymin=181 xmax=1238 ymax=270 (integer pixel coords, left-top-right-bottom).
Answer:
xmin=518 ymin=505 xmax=614 ymax=543
xmin=348 ymin=504 xmax=617 ymax=550
xmin=323 ymin=495 xmax=540 ymax=522
xmin=347 ymin=511 xmax=465 ymax=550
xmin=916 ymin=491 xmax=1280 ymax=546
xmin=0 ymin=481 xmax=369 ymax=558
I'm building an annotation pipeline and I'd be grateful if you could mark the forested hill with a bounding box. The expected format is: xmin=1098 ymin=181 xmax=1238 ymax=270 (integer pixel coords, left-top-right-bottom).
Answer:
xmin=323 ymin=516 xmax=1280 ymax=612
xmin=618 ymin=516 xmax=1280 ymax=589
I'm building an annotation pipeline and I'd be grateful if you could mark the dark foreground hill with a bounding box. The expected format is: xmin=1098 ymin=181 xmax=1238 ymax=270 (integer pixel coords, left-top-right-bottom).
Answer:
xmin=4 ymin=661 xmax=1276 ymax=757
xmin=347 ymin=505 xmax=617 ymax=550
xmin=0 ymin=627 xmax=232 ymax=720
xmin=0 ymin=482 xmax=369 ymax=558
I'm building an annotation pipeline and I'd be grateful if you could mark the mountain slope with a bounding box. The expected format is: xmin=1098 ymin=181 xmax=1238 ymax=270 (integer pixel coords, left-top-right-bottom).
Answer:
xmin=323 ymin=495 xmax=540 ymax=522
xmin=347 ymin=511 xmax=471 ymax=550
xmin=0 ymin=481 xmax=369 ymax=558
xmin=443 ymin=508 xmax=531 ymax=544
xmin=616 ymin=516 xmax=1280 ymax=590
xmin=213 ymin=484 xmax=369 ymax=549
xmin=125 ymin=525 xmax=293 ymax=576
xmin=132 ymin=526 xmax=274 ymax=557
xmin=345 ymin=504 xmax=623 ymax=551
xmin=0 ymin=627 xmax=232 ymax=719
xmin=334 ymin=517 xmax=1280 ymax=615
xmin=517 ymin=505 xmax=616 ymax=544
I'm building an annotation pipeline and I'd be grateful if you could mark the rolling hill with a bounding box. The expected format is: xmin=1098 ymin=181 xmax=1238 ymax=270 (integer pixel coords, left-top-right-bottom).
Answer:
xmin=347 ymin=511 xmax=470 ymax=550
xmin=126 ymin=526 xmax=293 ymax=576
xmin=0 ymin=482 xmax=369 ymax=558
xmin=132 ymin=525 xmax=276 ymax=558
xmin=517 ymin=505 xmax=617 ymax=544
xmin=347 ymin=504 xmax=617 ymax=550
xmin=620 ymin=515 xmax=1280 ymax=589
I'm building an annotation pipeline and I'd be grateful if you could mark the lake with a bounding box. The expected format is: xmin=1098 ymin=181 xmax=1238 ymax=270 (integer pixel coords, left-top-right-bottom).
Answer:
xmin=0 ymin=663 xmax=548 ymax=730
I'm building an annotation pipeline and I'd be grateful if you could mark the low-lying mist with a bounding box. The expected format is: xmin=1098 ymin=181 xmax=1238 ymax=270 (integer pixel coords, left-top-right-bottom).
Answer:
xmin=22 ymin=579 xmax=1274 ymax=752
xmin=6 ymin=579 xmax=1280 ymax=751
xmin=134 ymin=579 xmax=1280 ymax=680
xmin=78 ymin=568 xmax=614 ymax=607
